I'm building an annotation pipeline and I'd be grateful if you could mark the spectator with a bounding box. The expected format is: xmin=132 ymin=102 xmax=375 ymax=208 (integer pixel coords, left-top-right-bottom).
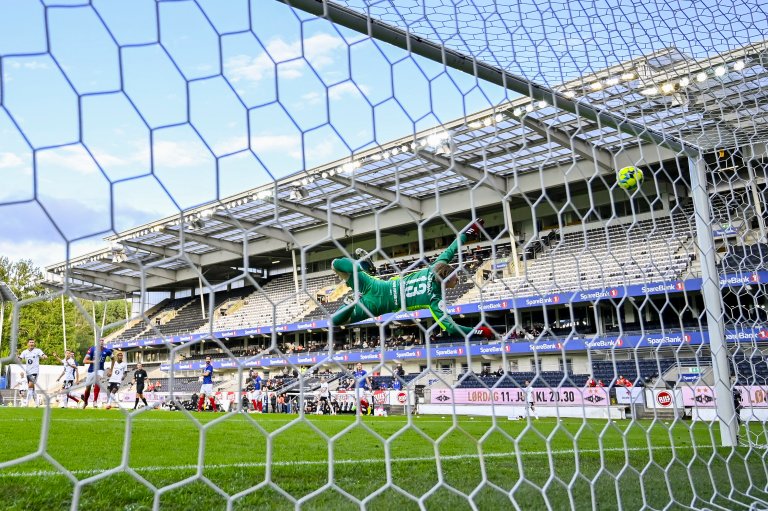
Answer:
xmin=586 ymin=377 xmax=597 ymax=388
xmin=262 ymin=391 xmax=270 ymax=413
xmin=733 ymin=387 xmax=743 ymax=427
xmin=597 ymin=379 xmax=605 ymax=388
xmin=616 ymin=375 xmax=633 ymax=388
xmin=395 ymin=363 xmax=405 ymax=377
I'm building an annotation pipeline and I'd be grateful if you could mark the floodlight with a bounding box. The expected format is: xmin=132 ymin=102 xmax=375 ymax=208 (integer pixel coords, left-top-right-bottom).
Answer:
xmin=289 ymin=187 xmax=309 ymax=201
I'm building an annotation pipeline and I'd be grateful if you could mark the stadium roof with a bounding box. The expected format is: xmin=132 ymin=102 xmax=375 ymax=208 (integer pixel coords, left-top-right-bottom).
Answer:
xmin=43 ymin=40 xmax=768 ymax=300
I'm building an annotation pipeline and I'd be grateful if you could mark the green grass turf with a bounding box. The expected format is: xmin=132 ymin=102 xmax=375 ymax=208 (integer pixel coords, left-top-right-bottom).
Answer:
xmin=0 ymin=408 xmax=766 ymax=510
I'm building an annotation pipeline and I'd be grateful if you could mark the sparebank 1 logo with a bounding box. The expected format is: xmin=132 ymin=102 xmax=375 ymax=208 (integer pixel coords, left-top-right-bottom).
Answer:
xmin=615 ymin=338 xmax=623 ymax=347
xmin=750 ymin=273 xmax=760 ymax=283
xmin=457 ymin=347 xmax=464 ymax=355
xmin=504 ymin=345 xmax=511 ymax=352
xmin=501 ymin=301 xmax=508 ymax=308
xmin=684 ymin=334 xmax=691 ymax=343
xmin=675 ymin=281 xmax=685 ymax=291
xmin=556 ymin=342 xmax=563 ymax=349
xmin=609 ymin=289 xmax=619 ymax=298
xmin=552 ymin=295 xmax=560 ymax=304
xmin=416 ymin=350 xmax=422 ymax=357
xmin=759 ymin=329 xmax=768 ymax=340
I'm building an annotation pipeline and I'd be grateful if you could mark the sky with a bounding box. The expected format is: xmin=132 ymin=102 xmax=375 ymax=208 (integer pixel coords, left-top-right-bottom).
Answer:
xmin=0 ymin=0 xmax=766 ymax=270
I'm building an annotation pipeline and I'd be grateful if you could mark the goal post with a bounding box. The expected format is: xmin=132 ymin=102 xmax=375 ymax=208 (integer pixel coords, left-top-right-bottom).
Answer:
xmin=688 ymin=155 xmax=738 ymax=446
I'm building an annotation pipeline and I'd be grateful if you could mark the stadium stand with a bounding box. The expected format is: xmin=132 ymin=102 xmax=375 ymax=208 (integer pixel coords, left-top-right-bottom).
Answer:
xmin=113 ymin=297 xmax=191 ymax=342
xmin=454 ymin=357 xmax=706 ymax=390
xmin=207 ymin=273 xmax=337 ymax=331
xmin=590 ymin=357 xmax=703 ymax=385
xmin=730 ymin=352 xmax=768 ymax=385
xmin=719 ymin=243 xmax=768 ymax=273
xmin=465 ymin=213 xmax=694 ymax=302
xmin=370 ymin=374 xmax=421 ymax=389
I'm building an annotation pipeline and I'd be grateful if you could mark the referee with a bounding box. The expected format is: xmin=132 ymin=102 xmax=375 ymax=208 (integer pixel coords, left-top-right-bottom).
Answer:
xmin=133 ymin=363 xmax=149 ymax=410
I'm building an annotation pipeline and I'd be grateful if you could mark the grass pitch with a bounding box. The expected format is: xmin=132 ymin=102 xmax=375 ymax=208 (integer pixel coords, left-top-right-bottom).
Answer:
xmin=0 ymin=408 xmax=766 ymax=510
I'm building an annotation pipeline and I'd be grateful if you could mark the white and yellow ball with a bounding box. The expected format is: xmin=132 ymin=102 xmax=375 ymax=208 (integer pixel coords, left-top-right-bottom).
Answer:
xmin=617 ymin=166 xmax=644 ymax=192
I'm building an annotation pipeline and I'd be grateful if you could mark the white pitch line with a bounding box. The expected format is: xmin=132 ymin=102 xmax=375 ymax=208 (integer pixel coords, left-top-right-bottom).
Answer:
xmin=0 ymin=445 xmax=722 ymax=479
xmin=0 ymin=416 xmax=505 ymax=424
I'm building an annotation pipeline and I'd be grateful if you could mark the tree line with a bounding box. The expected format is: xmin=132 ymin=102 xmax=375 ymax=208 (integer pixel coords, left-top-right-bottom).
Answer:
xmin=0 ymin=256 xmax=129 ymax=365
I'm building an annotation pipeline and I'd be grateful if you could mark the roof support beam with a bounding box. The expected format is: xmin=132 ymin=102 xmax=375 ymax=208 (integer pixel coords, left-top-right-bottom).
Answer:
xmin=327 ymin=175 xmax=423 ymax=215
xmin=213 ymin=214 xmax=294 ymax=244
xmin=111 ymin=261 xmax=178 ymax=281
xmin=122 ymin=240 xmax=202 ymax=265
xmin=518 ymin=116 xmax=615 ymax=171
xmin=273 ymin=198 xmax=353 ymax=230
xmin=68 ymin=269 xmax=136 ymax=290
xmin=41 ymin=283 xmax=123 ymax=302
xmin=414 ymin=149 xmax=508 ymax=195
xmin=163 ymin=228 xmax=245 ymax=257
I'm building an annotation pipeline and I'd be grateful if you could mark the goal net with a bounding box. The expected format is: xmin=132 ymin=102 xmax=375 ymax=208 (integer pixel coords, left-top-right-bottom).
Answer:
xmin=1 ymin=0 xmax=767 ymax=509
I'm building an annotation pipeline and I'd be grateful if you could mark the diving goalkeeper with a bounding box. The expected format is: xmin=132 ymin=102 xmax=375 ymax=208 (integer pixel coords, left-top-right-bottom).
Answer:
xmin=331 ymin=220 xmax=495 ymax=339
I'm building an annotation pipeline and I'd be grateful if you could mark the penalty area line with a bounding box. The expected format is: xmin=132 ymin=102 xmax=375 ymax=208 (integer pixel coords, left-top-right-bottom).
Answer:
xmin=0 ymin=445 xmax=710 ymax=478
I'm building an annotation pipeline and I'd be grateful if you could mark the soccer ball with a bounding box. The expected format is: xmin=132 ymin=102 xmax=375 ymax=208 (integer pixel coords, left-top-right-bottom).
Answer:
xmin=617 ymin=166 xmax=643 ymax=192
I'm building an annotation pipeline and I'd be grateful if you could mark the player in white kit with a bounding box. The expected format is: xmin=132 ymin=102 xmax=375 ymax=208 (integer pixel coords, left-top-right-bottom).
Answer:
xmin=53 ymin=350 xmax=80 ymax=408
xmin=105 ymin=352 xmax=128 ymax=410
xmin=18 ymin=339 xmax=47 ymax=407
xmin=319 ymin=377 xmax=333 ymax=415
xmin=524 ymin=380 xmax=538 ymax=420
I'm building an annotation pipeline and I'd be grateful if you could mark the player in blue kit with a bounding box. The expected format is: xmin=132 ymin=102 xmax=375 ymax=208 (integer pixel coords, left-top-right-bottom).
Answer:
xmin=351 ymin=363 xmax=367 ymax=391
xmin=197 ymin=356 xmax=217 ymax=412
xmin=81 ymin=339 xmax=113 ymax=408
xmin=249 ymin=370 xmax=263 ymax=412
xmin=348 ymin=363 xmax=372 ymax=414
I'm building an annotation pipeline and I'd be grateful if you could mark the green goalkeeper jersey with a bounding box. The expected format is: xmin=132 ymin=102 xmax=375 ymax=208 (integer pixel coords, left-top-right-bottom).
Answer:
xmin=393 ymin=233 xmax=473 ymax=336
xmin=331 ymin=233 xmax=473 ymax=336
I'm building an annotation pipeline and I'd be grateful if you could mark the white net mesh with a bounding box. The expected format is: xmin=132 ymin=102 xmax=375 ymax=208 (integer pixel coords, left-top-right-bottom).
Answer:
xmin=1 ymin=0 xmax=767 ymax=509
